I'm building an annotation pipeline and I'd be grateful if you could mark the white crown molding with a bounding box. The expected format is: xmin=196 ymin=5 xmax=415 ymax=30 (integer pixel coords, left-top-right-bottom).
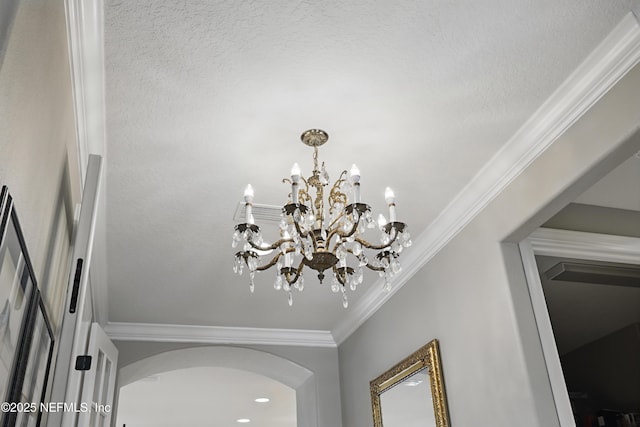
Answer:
xmin=528 ymin=227 xmax=640 ymax=263
xmin=65 ymin=0 xmax=107 ymax=176
xmin=65 ymin=0 xmax=109 ymax=325
xmin=332 ymin=13 xmax=640 ymax=344
xmin=104 ymin=322 xmax=337 ymax=348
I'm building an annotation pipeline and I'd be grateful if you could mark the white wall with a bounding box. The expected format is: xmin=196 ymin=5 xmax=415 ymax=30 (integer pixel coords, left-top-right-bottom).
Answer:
xmin=338 ymin=64 xmax=640 ymax=427
xmin=114 ymin=340 xmax=343 ymax=427
xmin=0 ymin=0 xmax=80 ymax=330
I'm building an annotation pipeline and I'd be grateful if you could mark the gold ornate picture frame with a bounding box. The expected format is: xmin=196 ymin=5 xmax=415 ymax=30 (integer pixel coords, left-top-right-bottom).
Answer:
xmin=370 ymin=339 xmax=450 ymax=427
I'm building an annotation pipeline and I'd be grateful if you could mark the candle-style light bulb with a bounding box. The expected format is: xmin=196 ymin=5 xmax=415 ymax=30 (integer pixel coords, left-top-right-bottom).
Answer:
xmin=350 ymin=164 xmax=361 ymax=203
xmin=350 ymin=164 xmax=360 ymax=181
xmin=384 ymin=187 xmax=396 ymax=222
xmin=291 ymin=163 xmax=301 ymax=204
xmin=244 ymin=184 xmax=254 ymax=201
xmin=244 ymin=184 xmax=254 ymax=224
xmin=384 ymin=187 xmax=395 ymax=204
xmin=291 ymin=163 xmax=301 ymax=180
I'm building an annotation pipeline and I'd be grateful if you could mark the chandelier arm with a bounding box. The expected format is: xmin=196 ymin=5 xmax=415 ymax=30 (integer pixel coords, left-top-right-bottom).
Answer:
xmin=364 ymin=263 xmax=386 ymax=272
xmin=292 ymin=219 xmax=311 ymax=241
xmin=246 ymin=237 xmax=294 ymax=252
xmin=283 ymin=259 xmax=305 ymax=285
xmin=327 ymin=219 xmax=359 ymax=244
xmin=298 ymin=177 xmax=312 ymax=207
xmin=326 ymin=210 xmax=347 ymax=231
xmin=338 ymin=248 xmax=386 ymax=272
xmin=332 ymin=265 xmax=346 ymax=286
xmin=255 ymin=253 xmax=282 ymax=271
xmin=290 ymin=220 xmax=317 ymax=257
xmin=328 ymin=171 xmax=348 ymax=210
xmin=253 ymin=246 xmax=299 ymax=272
xmin=327 ymin=222 xmax=398 ymax=253
xmin=354 ymin=232 xmax=398 ymax=250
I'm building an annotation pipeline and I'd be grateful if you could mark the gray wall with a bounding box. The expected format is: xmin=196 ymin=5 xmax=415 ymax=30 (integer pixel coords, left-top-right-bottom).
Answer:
xmin=114 ymin=340 xmax=343 ymax=427
xmin=0 ymin=0 xmax=80 ymax=330
xmin=338 ymin=65 xmax=640 ymax=427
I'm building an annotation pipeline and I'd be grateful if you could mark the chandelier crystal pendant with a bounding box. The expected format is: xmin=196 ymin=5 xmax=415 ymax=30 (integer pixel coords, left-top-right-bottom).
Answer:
xmin=232 ymin=129 xmax=411 ymax=308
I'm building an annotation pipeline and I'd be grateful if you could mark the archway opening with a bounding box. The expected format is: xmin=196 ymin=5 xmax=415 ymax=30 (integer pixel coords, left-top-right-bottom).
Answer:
xmin=116 ymin=366 xmax=296 ymax=426
xmin=116 ymin=346 xmax=318 ymax=427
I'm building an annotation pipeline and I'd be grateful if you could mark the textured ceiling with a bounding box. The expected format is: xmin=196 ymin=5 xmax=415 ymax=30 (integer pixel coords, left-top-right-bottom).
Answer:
xmin=103 ymin=0 xmax=640 ymax=330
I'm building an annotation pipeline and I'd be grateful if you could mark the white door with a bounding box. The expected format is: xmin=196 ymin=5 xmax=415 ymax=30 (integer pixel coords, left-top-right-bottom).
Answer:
xmin=77 ymin=322 xmax=118 ymax=427
xmin=47 ymin=155 xmax=103 ymax=427
xmin=58 ymin=285 xmax=93 ymax=427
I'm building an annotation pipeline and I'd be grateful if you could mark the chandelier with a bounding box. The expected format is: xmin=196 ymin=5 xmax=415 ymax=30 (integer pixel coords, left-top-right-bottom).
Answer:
xmin=232 ymin=129 xmax=411 ymax=308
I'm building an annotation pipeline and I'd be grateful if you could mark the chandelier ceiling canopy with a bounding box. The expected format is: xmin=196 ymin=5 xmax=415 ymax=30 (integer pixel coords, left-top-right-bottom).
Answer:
xmin=232 ymin=129 xmax=411 ymax=307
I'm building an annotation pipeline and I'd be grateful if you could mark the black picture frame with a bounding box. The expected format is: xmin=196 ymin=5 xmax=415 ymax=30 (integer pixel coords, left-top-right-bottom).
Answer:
xmin=13 ymin=294 xmax=54 ymax=427
xmin=0 ymin=187 xmax=36 ymax=414
xmin=0 ymin=187 xmax=55 ymax=427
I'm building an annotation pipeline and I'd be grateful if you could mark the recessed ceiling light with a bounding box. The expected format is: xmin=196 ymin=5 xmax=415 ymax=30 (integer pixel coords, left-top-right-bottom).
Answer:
xmin=254 ymin=397 xmax=270 ymax=403
xmin=236 ymin=419 xmax=251 ymax=423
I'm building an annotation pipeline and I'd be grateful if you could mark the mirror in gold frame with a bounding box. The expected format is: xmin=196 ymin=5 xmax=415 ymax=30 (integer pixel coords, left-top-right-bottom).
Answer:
xmin=370 ymin=339 xmax=450 ymax=427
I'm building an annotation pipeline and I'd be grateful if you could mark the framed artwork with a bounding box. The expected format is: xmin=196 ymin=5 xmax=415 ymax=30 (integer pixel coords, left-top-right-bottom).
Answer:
xmin=0 ymin=187 xmax=55 ymax=427
xmin=0 ymin=187 xmax=36 ymax=409
xmin=370 ymin=339 xmax=450 ymax=427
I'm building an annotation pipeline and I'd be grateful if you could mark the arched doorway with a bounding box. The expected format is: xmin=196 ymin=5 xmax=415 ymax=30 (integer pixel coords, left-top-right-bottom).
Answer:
xmin=116 ymin=366 xmax=296 ymax=425
xmin=117 ymin=346 xmax=319 ymax=427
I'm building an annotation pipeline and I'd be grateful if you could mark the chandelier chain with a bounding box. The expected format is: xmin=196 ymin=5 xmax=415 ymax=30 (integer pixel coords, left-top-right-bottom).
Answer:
xmin=313 ymin=146 xmax=319 ymax=172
